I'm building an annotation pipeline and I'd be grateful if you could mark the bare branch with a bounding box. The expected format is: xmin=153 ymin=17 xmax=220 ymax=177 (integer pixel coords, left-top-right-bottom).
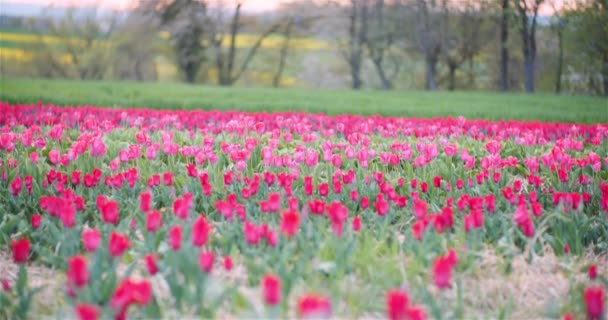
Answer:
xmin=232 ymin=22 xmax=282 ymax=82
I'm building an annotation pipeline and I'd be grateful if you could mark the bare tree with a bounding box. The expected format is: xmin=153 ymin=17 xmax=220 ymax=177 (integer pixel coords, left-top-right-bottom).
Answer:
xmin=564 ymin=0 xmax=608 ymax=96
xmin=414 ymin=0 xmax=446 ymax=91
xmin=441 ymin=1 xmax=491 ymax=90
xmin=515 ymin=0 xmax=545 ymax=93
xmin=141 ymin=0 xmax=208 ymax=83
xmin=113 ymin=12 xmax=160 ymax=81
xmin=339 ymin=0 xmax=367 ymax=89
xmin=499 ymin=0 xmax=510 ymax=91
xmin=208 ymin=1 xmax=282 ymax=86
xmin=272 ymin=1 xmax=324 ymax=88
xmin=273 ymin=17 xmax=295 ymax=88
xmin=30 ymin=8 xmax=118 ymax=80
xmin=363 ymin=0 xmax=400 ymax=89
xmin=549 ymin=0 xmax=567 ymax=94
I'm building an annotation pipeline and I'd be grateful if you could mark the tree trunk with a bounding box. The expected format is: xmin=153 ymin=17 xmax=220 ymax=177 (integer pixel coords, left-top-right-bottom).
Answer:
xmin=425 ymin=56 xmax=438 ymax=90
xmin=352 ymin=63 xmax=363 ymax=89
xmin=554 ymin=30 xmax=563 ymax=94
xmin=528 ymin=6 xmax=538 ymax=94
xmin=519 ymin=1 xmax=540 ymax=94
xmin=219 ymin=71 xmax=233 ymax=86
xmin=448 ymin=64 xmax=456 ymax=91
xmin=372 ymin=58 xmax=392 ymax=90
xmin=347 ymin=0 xmax=364 ymax=90
xmin=368 ymin=0 xmax=392 ymax=90
xmin=185 ymin=68 xmax=197 ymax=83
xmin=273 ymin=18 xmax=293 ymax=88
xmin=226 ymin=3 xmax=242 ymax=85
xmin=524 ymin=55 xmax=535 ymax=93
xmin=134 ymin=59 xmax=143 ymax=81
xmin=499 ymin=0 xmax=509 ymax=91
xmin=468 ymin=56 xmax=474 ymax=88
xmin=602 ymin=54 xmax=608 ymax=97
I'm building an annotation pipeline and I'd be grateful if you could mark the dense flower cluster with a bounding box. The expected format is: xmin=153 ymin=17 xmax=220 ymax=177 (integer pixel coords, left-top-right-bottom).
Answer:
xmin=1 ymin=102 xmax=606 ymax=319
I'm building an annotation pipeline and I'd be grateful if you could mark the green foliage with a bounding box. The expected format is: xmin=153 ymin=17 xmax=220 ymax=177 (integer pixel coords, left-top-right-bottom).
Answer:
xmin=1 ymin=77 xmax=607 ymax=124
xmin=562 ymin=0 xmax=608 ymax=96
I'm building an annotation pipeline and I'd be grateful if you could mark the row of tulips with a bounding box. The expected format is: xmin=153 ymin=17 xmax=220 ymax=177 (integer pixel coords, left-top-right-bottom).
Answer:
xmin=0 ymin=102 xmax=606 ymax=319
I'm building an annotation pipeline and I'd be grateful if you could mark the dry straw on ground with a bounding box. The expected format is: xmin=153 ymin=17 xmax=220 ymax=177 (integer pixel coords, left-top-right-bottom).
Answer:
xmin=1 ymin=247 xmax=606 ymax=319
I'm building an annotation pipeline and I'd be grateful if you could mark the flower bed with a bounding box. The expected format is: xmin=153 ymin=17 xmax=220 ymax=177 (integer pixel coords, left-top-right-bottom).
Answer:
xmin=0 ymin=102 xmax=606 ymax=319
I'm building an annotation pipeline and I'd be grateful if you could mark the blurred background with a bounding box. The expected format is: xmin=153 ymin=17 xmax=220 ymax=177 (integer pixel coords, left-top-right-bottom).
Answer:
xmin=0 ymin=0 xmax=606 ymax=96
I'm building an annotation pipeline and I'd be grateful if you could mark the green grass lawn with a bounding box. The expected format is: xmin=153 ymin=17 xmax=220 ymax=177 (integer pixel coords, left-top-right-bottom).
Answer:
xmin=1 ymin=77 xmax=606 ymax=123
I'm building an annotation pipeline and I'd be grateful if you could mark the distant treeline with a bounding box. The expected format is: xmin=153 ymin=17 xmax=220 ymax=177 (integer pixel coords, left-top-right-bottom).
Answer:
xmin=0 ymin=0 xmax=606 ymax=96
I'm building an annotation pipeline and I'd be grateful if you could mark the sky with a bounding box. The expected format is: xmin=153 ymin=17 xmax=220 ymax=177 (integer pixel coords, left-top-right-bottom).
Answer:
xmin=2 ymin=0 xmax=562 ymax=15
xmin=1 ymin=0 xmax=281 ymax=12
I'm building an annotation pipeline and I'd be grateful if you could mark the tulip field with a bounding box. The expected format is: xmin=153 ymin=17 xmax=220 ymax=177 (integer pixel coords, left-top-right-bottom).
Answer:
xmin=0 ymin=99 xmax=607 ymax=319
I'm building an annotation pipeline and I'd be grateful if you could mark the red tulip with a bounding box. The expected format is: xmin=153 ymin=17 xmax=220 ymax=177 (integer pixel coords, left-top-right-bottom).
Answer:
xmin=584 ymin=285 xmax=605 ymax=320
xmin=352 ymin=216 xmax=362 ymax=232
xmin=98 ymin=198 xmax=120 ymax=225
xmin=2 ymin=279 xmax=10 ymax=291
xmin=444 ymin=143 xmax=458 ymax=157
xmin=146 ymin=210 xmax=162 ymax=232
xmin=244 ymin=221 xmax=262 ymax=246
xmin=433 ymin=176 xmax=441 ymax=188
xmin=49 ymin=149 xmax=61 ymax=164
xmin=186 ymin=163 xmax=198 ymax=177
xmin=405 ymin=304 xmax=427 ymax=320
xmin=223 ymin=256 xmax=233 ymax=271
xmin=30 ymin=152 xmax=40 ymax=164
xmin=10 ymin=176 xmax=22 ymax=196
xmin=327 ymin=201 xmax=349 ymax=237
xmin=386 ymin=289 xmax=409 ymax=320
xmin=413 ymin=199 xmax=428 ymax=220
xmin=297 ymin=294 xmax=332 ymax=318
xmin=192 ymin=215 xmax=212 ymax=247
xmin=82 ymin=229 xmax=101 ymax=252
xmin=513 ymin=204 xmax=534 ymax=238
xmin=168 ymin=225 xmax=182 ymax=251
xmin=588 ymin=264 xmax=597 ymax=280
xmin=410 ymin=179 xmax=417 ymax=189
xmin=71 ymin=171 xmax=81 ymax=186
xmin=304 ymin=176 xmax=313 ymax=196
xmin=75 ymin=303 xmax=99 ymax=320
xmin=456 ymin=179 xmax=464 ymax=190
xmin=375 ymin=194 xmax=389 ymax=216
xmin=224 ymin=171 xmax=233 ymax=186
xmin=67 ymin=255 xmax=89 ymax=288
xmin=60 ymin=202 xmax=76 ymax=228
xmin=262 ymin=274 xmax=281 ymax=306
xmin=420 ymin=182 xmax=428 ymax=193
xmin=361 ymin=197 xmax=369 ymax=209
xmin=412 ymin=218 xmax=429 ymax=241
xmin=318 ymin=183 xmax=329 ymax=197
xmin=264 ymin=171 xmax=275 ymax=186
xmin=31 ymin=214 xmax=41 ymax=229
xmin=10 ymin=237 xmax=30 ymax=264
xmin=144 ymin=254 xmax=159 ymax=275
xmin=111 ymin=278 xmax=152 ymax=311
xmin=163 ymin=171 xmax=173 ymax=186
xmin=140 ymin=192 xmax=152 ymax=212
xmin=199 ymin=251 xmax=215 ymax=273
xmin=173 ymin=193 xmax=193 ymax=220
xmin=307 ymin=200 xmax=326 ymax=215
xmin=109 ymin=232 xmax=130 ymax=257
xmin=280 ymin=210 xmax=300 ymax=237
xmin=432 ymin=249 xmax=458 ymax=289
xmin=265 ymin=228 xmax=278 ymax=247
